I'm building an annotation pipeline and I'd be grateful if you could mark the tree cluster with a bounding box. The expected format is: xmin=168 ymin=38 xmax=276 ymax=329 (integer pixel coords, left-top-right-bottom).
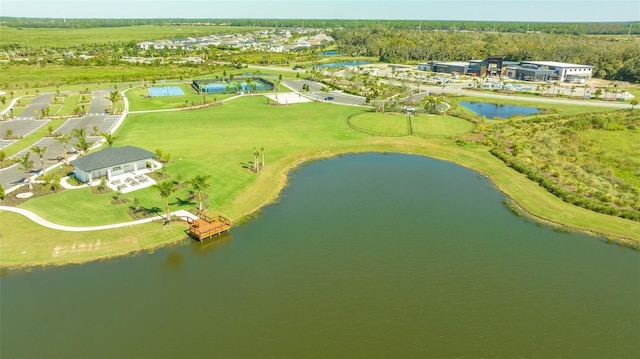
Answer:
xmin=333 ymin=27 xmax=640 ymax=83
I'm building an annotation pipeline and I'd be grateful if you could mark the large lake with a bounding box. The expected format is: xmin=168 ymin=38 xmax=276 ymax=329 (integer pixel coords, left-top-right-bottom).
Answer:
xmin=1 ymin=154 xmax=639 ymax=358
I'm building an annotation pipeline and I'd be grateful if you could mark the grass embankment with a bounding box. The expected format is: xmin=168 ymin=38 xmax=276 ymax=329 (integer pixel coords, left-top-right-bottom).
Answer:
xmin=0 ymin=212 xmax=188 ymax=269
xmin=3 ymin=96 xmax=639 ymax=268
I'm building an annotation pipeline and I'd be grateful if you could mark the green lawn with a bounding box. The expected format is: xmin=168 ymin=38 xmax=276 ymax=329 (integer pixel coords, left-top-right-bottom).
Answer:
xmin=19 ymin=97 xmax=370 ymax=225
xmin=348 ymin=112 xmax=410 ymax=136
xmin=412 ymin=115 xmax=476 ymax=138
xmin=348 ymin=112 xmax=475 ymax=138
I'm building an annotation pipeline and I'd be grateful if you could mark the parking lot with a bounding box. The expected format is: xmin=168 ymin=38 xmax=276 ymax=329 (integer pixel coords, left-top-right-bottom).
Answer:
xmin=282 ymin=80 xmax=366 ymax=106
xmin=0 ymin=91 xmax=120 ymax=191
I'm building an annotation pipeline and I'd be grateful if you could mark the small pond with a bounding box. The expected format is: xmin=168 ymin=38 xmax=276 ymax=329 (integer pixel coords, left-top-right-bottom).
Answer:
xmin=460 ymin=101 xmax=541 ymax=119
xmin=313 ymin=61 xmax=370 ymax=69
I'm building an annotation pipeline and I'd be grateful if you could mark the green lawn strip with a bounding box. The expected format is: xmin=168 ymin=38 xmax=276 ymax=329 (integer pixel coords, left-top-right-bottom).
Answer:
xmin=3 ymin=120 xmax=65 ymax=157
xmin=58 ymin=94 xmax=81 ymax=115
xmin=0 ymin=211 xmax=188 ymax=269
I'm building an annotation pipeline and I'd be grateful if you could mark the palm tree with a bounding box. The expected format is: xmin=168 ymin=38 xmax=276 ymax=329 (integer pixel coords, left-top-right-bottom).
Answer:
xmin=30 ymin=146 xmax=47 ymax=174
xmin=106 ymin=90 xmax=122 ymax=114
xmin=630 ymin=99 xmax=638 ymax=110
xmin=260 ymin=147 xmax=266 ymax=169
xmin=18 ymin=152 xmax=34 ymax=189
xmin=100 ymin=132 xmax=119 ymax=147
xmin=252 ymin=147 xmax=260 ymax=173
xmin=72 ymin=128 xmax=92 ymax=156
xmin=187 ymin=175 xmax=211 ymax=215
xmin=57 ymin=133 xmax=71 ymax=164
xmin=153 ymin=181 xmax=176 ymax=224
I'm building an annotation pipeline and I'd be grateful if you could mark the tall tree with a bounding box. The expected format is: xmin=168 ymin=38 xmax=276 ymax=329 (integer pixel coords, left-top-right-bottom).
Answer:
xmin=187 ymin=174 xmax=212 ymax=215
xmin=153 ymin=181 xmax=176 ymax=224
xmin=30 ymin=146 xmax=47 ymax=173
xmin=18 ymin=152 xmax=34 ymax=189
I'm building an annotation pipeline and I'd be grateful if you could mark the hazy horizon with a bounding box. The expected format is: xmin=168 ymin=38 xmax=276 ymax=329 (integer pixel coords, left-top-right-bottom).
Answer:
xmin=2 ymin=0 xmax=639 ymax=22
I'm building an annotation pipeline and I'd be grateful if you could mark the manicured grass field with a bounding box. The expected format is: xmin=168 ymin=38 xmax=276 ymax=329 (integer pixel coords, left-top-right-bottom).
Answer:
xmin=348 ymin=112 xmax=476 ymax=138
xmin=349 ymin=112 xmax=410 ymax=136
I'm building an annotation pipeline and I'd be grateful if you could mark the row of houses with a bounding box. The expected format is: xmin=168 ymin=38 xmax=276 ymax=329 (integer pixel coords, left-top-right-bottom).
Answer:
xmin=137 ymin=30 xmax=333 ymax=53
xmin=418 ymin=56 xmax=593 ymax=83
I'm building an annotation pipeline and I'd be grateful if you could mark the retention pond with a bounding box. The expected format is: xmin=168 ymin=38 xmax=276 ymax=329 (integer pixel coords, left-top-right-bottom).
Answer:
xmin=460 ymin=101 xmax=541 ymax=119
xmin=1 ymin=153 xmax=638 ymax=358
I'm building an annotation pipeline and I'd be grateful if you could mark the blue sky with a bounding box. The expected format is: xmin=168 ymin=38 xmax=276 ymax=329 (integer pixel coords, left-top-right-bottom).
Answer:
xmin=1 ymin=0 xmax=639 ymax=22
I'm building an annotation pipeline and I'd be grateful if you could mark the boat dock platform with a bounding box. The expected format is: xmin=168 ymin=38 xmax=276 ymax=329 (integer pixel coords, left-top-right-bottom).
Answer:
xmin=184 ymin=213 xmax=231 ymax=241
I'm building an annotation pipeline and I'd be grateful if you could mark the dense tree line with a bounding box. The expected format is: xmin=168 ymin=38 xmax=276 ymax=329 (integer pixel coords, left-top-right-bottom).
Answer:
xmin=2 ymin=17 xmax=638 ymax=35
xmin=333 ymin=27 xmax=640 ymax=83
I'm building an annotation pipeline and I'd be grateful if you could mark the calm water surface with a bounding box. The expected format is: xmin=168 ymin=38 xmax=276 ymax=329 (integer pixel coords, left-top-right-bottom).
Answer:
xmin=1 ymin=154 xmax=639 ymax=358
xmin=460 ymin=101 xmax=541 ymax=119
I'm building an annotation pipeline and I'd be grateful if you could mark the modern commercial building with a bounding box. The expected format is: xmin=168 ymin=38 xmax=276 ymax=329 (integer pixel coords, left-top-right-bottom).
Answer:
xmin=520 ymin=61 xmax=593 ymax=82
xmin=419 ymin=56 xmax=593 ymax=82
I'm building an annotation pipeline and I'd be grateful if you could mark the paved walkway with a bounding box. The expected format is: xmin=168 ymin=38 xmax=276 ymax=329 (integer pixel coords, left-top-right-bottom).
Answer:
xmin=0 ymin=206 xmax=198 ymax=232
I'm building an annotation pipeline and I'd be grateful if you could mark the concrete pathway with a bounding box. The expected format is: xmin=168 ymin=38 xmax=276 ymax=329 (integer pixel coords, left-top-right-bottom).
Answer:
xmin=0 ymin=206 xmax=198 ymax=232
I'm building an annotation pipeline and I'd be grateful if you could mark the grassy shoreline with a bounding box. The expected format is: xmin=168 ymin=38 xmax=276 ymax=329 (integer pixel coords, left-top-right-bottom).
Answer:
xmin=2 ymin=137 xmax=639 ymax=270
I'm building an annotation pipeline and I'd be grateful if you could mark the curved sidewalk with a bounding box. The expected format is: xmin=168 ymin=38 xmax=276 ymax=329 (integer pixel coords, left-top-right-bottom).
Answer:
xmin=0 ymin=206 xmax=198 ymax=232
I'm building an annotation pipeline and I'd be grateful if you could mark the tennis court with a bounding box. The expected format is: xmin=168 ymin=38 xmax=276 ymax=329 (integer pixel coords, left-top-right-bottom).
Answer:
xmin=148 ymin=86 xmax=185 ymax=97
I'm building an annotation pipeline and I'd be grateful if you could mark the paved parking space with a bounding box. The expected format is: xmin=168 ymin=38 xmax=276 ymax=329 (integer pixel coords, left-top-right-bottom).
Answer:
xmin=14 ymin=94 xmax=54 ymax=119
xmin=56 ymin=115 xmax=119 ymax=135
xmin=0 ymin=140 xmax=17 ymax=151
xmin=0 ymin=118 xmax=48 ymax=139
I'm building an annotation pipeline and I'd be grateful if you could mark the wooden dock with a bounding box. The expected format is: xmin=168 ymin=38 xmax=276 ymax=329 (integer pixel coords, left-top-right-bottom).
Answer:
xmin=184 ymin=213 xmax=231 ymax=241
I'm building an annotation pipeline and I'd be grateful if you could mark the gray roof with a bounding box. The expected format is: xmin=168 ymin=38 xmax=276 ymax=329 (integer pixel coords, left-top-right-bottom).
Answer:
xmin=71 ymin=146 xmax=155 ymax=172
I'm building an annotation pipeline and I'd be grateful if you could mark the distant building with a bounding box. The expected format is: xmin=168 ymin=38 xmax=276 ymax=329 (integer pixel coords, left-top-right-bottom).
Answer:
xmin=430 ymin=61 xmax=469 ymax=74
xmin=417 ymin=56 xmax=593 ymax=82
